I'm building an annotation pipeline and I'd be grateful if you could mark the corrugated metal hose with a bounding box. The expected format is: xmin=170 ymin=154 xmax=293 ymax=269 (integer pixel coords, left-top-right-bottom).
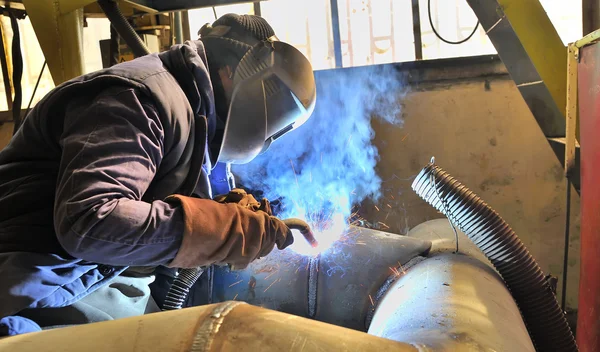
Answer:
xmin=412 ymin=161 xmax=577 ymax=352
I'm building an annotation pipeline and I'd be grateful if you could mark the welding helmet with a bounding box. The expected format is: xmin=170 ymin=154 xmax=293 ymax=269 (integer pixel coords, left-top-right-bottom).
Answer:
xmin=220 ymin=38 xmax=316 ymax=164
xmin=200 ymin=15 xmax=316 ymax=164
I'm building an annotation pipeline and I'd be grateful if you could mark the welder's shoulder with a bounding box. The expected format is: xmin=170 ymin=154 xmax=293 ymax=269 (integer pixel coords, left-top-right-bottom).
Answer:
xmin=57 ymin=85 xmax=163 ymax=146
xmin=65 ymin=85 xmax=159 ymax=123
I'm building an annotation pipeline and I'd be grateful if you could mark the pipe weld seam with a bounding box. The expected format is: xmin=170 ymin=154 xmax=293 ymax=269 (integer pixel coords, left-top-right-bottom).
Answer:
xmin=191 ymin=301 xmax=247 ymax=352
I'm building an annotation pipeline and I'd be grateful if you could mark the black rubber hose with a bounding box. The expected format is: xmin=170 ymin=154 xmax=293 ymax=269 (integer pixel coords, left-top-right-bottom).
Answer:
xmin=162 ymin=267 xmax=204 ymax=310
xmin=5 ymin=7 xmax=23 ymax=135
xmin=98 ymin=0 xmax=150 ymax=58
xmin=412 ymin=162 xmax=577 ymax=352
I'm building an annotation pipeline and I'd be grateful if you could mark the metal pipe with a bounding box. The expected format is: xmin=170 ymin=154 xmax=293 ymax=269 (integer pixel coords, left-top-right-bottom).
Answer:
xmin=173 ymin=11 xmax=183 ymax=44
xmin=329 ymin=0 xmax=343 ymax=68
xmin=369 ymin=252 xmax=535 ymax=351
xmin=0 ymin=302 xmax=417 ymax=352
xmin=189 ymin=227 xmax=431 ymax=331
xmin=412 ymin=162 xmax=577 ymax=352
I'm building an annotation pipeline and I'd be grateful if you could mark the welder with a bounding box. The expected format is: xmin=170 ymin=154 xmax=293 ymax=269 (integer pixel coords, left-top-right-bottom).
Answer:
xmin=0 ymin=14 xmax=316 ymax=335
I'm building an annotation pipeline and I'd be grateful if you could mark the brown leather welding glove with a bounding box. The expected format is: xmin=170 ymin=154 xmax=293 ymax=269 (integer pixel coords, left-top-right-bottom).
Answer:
xmin=214 ymin=188 xmax=272 ymax=215
xmin=166 ymin=195 xmax=294 ymax=269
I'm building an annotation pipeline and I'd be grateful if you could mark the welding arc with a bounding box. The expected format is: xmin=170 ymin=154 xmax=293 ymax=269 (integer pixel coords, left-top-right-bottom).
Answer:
xmin=427 ymin=0 xmax=479 ymax=45
xmin=283 ymin=218 xmax=319 ymax=248
xmin=412 ymin=162 xmax=577 ymax=352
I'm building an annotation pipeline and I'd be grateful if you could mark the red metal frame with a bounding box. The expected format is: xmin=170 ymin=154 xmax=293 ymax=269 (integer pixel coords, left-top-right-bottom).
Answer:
xmin=577 ymin=42 xmax=600 ymax=352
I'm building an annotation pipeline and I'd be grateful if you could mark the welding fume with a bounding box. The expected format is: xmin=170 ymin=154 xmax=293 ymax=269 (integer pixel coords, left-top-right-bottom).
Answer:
xmin=0 ymin=14 xmax=317 ymax=335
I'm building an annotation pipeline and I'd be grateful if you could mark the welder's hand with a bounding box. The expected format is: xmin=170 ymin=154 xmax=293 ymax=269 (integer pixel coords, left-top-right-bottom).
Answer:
xmin=165 ymin=195 xmax=293 ymax=269
xmin=214 ymin=188 xmax=273 ymax=215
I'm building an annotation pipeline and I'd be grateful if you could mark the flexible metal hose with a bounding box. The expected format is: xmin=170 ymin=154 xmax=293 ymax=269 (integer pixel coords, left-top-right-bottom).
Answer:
xmin=412 ymin=162 xmax=577 ymax=352
xmin=162 ymin=218 xmax=316 ymax=310
xmin=162 ymin=267 xmax=205 ymax=310
xmin=98 ymin=0 xmax=150 ymax=58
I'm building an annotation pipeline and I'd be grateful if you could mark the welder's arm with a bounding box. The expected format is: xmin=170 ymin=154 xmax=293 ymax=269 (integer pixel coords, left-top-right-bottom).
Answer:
xmin=54 ymin=88 xmax=184 ymax=266
xmin=165 ymin=195 xmax=293 ymax=268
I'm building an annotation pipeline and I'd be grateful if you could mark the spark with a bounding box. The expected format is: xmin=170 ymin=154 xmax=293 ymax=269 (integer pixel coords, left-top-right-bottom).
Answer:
xmin=228 ymin=279 xmax=243 ymax=288
xmin=378 ymin=222 xmax=390 ymax=229
xmin=264 ymin=278 xmax=281 ymax=293
xmin=374 ymin=205 xmax=380 ymax=211
xmin=401 ymin=133 xmax=409 ymax=142
xmin=264 ymin=270 xmax=278 ymax=280
xmin=346 ymin=134 xmax=353 ymax=146
xmin=369 ymin=294 xmax=374 ymax=306
xmin=386 ymin=204 xmax=392 ymax=208
xmin=233 ymin=293 xmax=238 ymax=300
xmin=288 ymin=212 xmax=347 ymax=256
xmin=398 ymin=262 xmax=406 ymax=274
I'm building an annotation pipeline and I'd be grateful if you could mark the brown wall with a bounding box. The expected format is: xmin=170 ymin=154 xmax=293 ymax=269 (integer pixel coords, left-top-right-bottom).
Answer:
xmin=0 ymin=69 xmax=580 ymax=309
xmin=0 ymin=122 xmax=12 ymax=150
xmin=362 ymin=75 xmax=580 ymax=309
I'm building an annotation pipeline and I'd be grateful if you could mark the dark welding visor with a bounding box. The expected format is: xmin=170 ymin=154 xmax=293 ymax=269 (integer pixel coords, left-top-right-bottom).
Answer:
xmin=217 ymin=39 xmax=316 ymax=164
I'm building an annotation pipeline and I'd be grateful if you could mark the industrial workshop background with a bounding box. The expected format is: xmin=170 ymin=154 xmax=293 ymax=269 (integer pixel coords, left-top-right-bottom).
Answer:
xmin=0 ymin=0 xmax=593 ymax=349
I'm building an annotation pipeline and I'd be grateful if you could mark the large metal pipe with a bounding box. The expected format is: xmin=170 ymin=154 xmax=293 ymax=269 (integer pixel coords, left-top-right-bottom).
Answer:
xmin=367 ymin=219 xmax=535 ymax=351
xmin=187 ymin=227 xmax=432 ymax=331
xmin=412 ymin=162 xmax=577 ymax=352
xmin=0 ymin=302 xmax=417 ymax=352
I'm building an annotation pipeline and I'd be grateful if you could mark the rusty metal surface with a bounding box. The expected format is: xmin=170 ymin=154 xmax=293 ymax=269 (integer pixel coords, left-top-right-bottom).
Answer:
xmin=188 ymin=226 xmax=431 ymax=331
xmin=576 ymin=42 xmax=600 ymax=352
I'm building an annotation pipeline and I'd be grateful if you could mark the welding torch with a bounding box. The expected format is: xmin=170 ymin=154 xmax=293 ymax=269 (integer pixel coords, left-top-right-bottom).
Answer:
xmin=283 ymin=218 xmax=319 ymax=248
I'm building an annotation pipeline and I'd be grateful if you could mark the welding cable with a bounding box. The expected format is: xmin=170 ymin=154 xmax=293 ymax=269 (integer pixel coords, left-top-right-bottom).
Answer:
xmin=427 ymin=0 xmax=479 ymax=45
xmin=3 ymin=7 xmax=23 ymax=135
xmin=98 ymin=0 xmax=150 ymax=58
xmin=25 ymin=60 xmax=46 ymax=118
xmin=561 ymin=178 xmax=572 ymax=311
xmin=412 ymin=162 xmax=577 ymax=352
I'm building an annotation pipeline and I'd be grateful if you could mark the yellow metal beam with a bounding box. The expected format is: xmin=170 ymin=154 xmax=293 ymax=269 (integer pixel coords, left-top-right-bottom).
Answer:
xmin=575 ymin=27 xmax=600 ymax=48
xmin=58 ymin=0 xmax=98 ymax=15
xmin=498 ymin=0 xmax=567 ymax=119
xmin=22 ymin=0 xmax=92 ymax=85
xmin=565 ymin=44 xmax=578 ymax=177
